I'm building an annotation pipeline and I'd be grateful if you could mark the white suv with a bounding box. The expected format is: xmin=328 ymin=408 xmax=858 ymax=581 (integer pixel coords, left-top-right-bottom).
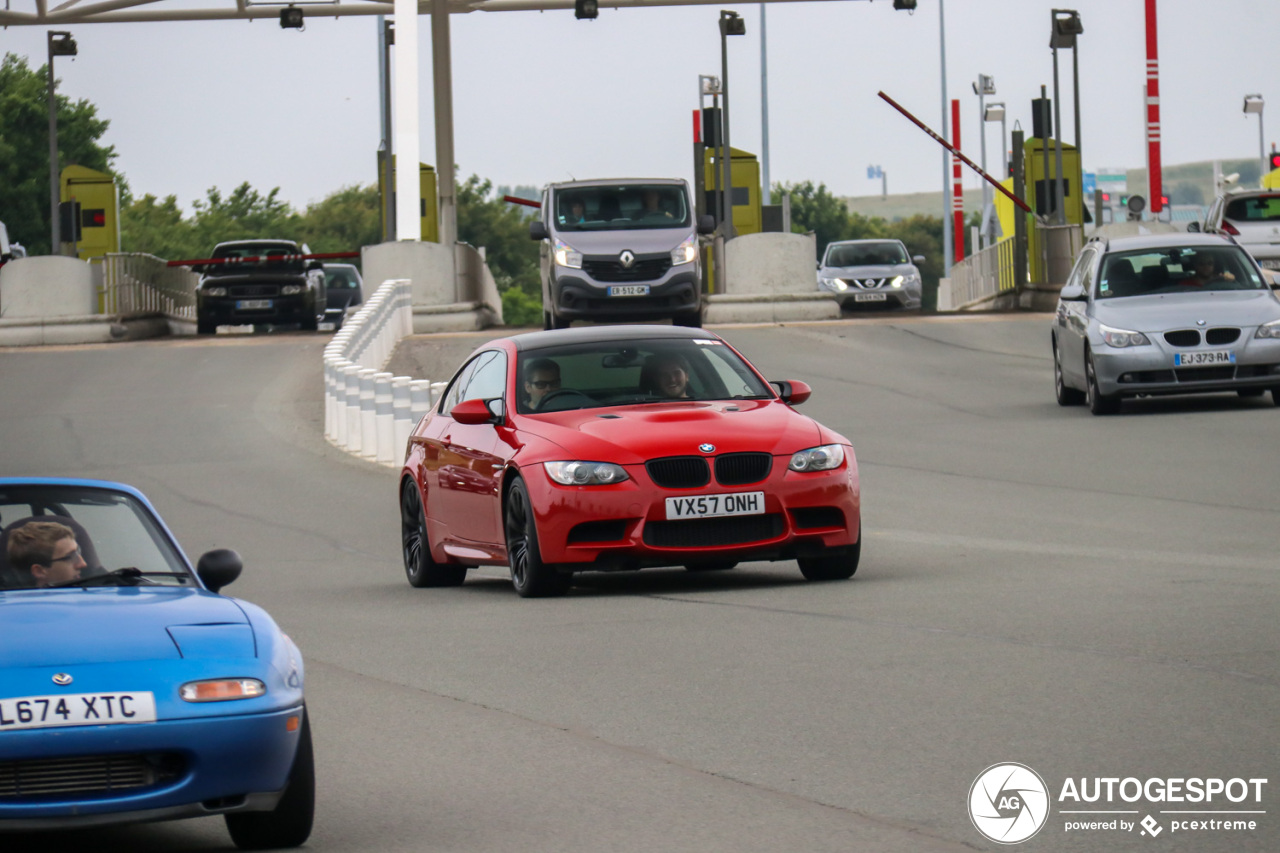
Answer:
xmin=1196 ymin=189 xmax=1280 ymax=270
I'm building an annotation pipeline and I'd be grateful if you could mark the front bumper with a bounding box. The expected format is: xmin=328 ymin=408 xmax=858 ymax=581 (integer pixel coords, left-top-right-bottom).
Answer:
xmin=522 ymin=454 xmax=860 ymax=570
xmin=820 ymin=283 xmax=922 ymax=310
xmin=1092 ymin=335 xmax=1280 ymax=397
xmin=0 ymin=704 xmax=303 ymax=828
xmin=198 ymin=294 xmax=315 ymax=325
xmin=552 ymin=269 xmax=701 ymax=321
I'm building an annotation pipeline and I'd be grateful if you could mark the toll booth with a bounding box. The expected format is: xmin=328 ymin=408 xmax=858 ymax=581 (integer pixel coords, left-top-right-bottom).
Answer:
xmin=377 ymin=156 xmax=439 ymax=243
xmin=1023 ymin=137 xmax=1083 ymax=283
xmin=701 ymin=146 xmax=763 ymax=236
xmin=60 ymin=165 xmax=120 ymax=261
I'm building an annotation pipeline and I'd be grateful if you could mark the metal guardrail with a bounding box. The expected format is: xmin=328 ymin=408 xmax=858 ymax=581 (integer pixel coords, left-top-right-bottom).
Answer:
xmin=948 ymin=223 xmax=1084 ymax=311
xmin=100 ymin=253 xmax=198 ymax=320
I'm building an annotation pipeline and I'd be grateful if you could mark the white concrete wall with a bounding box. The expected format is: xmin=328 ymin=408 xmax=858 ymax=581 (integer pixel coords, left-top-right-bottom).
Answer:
xmin=723 ymin=232 xmax=818 ymax=295
xmin=0 ymin=256 xmax=95 ymax=319
xmin=362 ymin=241 xmax=456 ymax=307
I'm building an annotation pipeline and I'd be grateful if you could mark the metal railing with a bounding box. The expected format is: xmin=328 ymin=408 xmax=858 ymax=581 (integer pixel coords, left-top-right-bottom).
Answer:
xmin=100 ymin=253 xmax=198 ymax=320
xmin=948 ymin=236 xmax=1017 ymax=310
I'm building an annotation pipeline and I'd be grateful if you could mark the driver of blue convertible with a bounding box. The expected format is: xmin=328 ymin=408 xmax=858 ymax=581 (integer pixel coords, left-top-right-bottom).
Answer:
xmin=7 ymin=521 xmax=86 ymax=587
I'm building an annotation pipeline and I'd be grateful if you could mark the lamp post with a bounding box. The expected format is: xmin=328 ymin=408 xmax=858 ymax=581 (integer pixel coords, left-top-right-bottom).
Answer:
xmin=47 ymin=30 xmax=77 ymax=255
xmin=1244 ymin=94 xmax=1265 ymax=185
xmin=973 ymin=74 xmax=995 ymax=248
xmin=985 ymin=101 xmax=1007 ymax=177
xmin=1049 ymin=9 xmax=1082 ymax=226
xmin=718 ymin=10 xmax=745 ymax=242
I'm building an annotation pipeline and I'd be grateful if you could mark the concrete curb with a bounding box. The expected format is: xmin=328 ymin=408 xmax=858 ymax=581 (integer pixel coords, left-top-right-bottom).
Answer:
xmin=704 ymin=293 xmax=841 ymax=324
xmin=0 ymin=314 xmax=191 ymax=347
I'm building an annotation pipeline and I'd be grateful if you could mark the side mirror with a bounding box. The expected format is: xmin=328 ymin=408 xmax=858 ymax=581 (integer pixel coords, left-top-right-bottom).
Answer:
xmin=451 ymin=397 xmax=500 ymax=425
xmin=1059 ymin=283 xmax=1087 ymax=302
xmin=307 ymin=260 xmax=323 ymax=271
xmin=1186 ymin=221 xmax=1201 ymax=233
xmin=697 ymin=215 xmax=716 ymax=235
xmin=816 ymin=261 xmax=821 ymax=270
xmin=912 ymin=254 xmax=926 ymax=263
xmin=529 ymin=221 xmax=549 ymax=241
xmin=197 ymin=548 xmax=242 ymax=593
xmin=191 ymin=264 xmax=204 ymax=274
xmin=770 ymin=379 xmax=812 ymax=406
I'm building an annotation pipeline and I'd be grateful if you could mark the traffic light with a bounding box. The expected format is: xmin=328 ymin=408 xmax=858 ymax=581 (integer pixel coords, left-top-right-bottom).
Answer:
xmin=1269 ymin=150 xmax=1280 ymax=172
xmin=1101 ymin=192 xmax=1111 ymax=203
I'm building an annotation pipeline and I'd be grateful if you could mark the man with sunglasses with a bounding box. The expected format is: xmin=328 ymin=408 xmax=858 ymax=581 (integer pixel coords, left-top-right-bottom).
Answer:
xmin=6 ymin=521 xmax=87 ymax=587
xmin=523 ymin=358 xmax=562 ymax=412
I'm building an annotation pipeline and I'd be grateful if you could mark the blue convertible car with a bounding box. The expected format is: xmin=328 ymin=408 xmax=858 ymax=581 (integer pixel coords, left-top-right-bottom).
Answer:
xmin=0 ymin=478 xmax=312 ymax=849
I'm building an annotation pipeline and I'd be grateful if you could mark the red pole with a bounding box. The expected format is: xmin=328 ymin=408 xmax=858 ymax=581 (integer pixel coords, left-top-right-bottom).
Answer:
xmin=952 ymin=98 xmax=964 ymax=263
xmin=1145 ymin=0 xmax=1163 ymax=213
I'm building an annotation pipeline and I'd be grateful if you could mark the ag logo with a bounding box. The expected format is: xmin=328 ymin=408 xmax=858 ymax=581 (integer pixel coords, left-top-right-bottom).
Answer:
xmin=968 ymin=763 xmax=1050 ymax=844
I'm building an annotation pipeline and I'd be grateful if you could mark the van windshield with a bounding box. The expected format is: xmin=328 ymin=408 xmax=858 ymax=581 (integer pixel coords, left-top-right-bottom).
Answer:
xmin=554 ymin=185 xmax=691 ymax=231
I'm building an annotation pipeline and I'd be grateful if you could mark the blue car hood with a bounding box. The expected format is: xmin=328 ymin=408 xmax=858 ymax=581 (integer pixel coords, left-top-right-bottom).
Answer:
xmin=0 ymin=589 xmax=252 ymax=668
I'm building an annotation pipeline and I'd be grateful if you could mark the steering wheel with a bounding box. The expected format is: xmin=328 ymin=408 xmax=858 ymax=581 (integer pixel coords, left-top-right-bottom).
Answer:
xmin=537 ymin=388 xmax=595 ymax=411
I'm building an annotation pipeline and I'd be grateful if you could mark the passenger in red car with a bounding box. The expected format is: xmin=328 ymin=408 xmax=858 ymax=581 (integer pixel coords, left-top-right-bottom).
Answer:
xmin=641 ymin=353 xmax=692 ymax=399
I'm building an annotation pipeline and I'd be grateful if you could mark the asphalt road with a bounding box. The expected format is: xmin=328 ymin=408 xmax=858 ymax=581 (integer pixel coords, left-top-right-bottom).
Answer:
xmin=0 ymin=316 xmax=1276 ymax=853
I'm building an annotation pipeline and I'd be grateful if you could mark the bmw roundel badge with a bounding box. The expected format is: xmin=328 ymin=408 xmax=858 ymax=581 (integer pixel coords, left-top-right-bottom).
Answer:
xmin=699 ymin=443 xmax=716 ymax=453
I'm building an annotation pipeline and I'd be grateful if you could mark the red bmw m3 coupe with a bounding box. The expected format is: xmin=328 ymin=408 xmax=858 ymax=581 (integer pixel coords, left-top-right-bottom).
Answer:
xmin=399 ymin=325 xmax=860 ymax=597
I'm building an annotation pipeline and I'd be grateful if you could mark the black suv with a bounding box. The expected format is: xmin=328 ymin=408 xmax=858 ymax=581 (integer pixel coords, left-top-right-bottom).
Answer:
xmin=194 ymin=239 xmax=326 ymax=334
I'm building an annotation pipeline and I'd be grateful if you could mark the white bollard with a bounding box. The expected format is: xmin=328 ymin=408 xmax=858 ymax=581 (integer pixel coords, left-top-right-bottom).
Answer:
xmin=358 ymin=368 xmax=378 ymax=459
xmin=343 ymin=365 xmax=362 ymax=452
xmin=429 ymin=381 xmax=448 ymax=407
xmin=374 ymin=372 xmax=395 ymax=465
xmin=410 ymin=380 xmax=434 ymax=425
xmin=392 ymin=376 xmax=413 ymax=462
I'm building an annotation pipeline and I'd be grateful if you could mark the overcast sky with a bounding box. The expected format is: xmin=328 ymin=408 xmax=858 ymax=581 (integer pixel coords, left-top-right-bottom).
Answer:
xmin=4 ymin=0 xmax=1278 ymax=213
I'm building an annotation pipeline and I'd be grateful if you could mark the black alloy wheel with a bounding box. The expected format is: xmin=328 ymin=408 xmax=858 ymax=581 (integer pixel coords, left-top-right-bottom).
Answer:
xmin=797 ymin=537 xmax=861 ymax=581
xmin=400 ymin=478 xmax=466 ymax=588
xmin=504 ymin=478 xmax=571 ymax=598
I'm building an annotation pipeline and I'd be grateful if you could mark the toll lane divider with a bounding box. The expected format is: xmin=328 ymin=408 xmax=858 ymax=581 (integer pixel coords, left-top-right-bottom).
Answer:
xmin=323 ymin=279 xmax=446 ymax=467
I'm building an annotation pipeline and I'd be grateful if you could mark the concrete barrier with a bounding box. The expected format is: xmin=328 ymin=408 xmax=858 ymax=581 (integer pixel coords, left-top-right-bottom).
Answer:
xmin=706 ymin=232 xmax=841 ymax=324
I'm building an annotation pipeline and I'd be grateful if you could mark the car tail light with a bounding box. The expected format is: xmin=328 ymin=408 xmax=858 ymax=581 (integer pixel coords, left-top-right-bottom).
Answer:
xmin=1221 ymin=221 xmax=1241 ymax=235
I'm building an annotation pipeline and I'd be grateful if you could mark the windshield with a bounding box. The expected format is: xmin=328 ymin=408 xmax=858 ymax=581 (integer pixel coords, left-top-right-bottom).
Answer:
xmin=1224 ymin=194 xmax=1280 ymax=223
xmin=325 ymin=267 xmax=362 ymax=289
xmin=210 ymin=243 xmax=304 ymax=273
xmin=1096 ymin=246 xmax=1266 ymax=299
xmin=0 ymin=485 xmax=193 ymax=590
xmin=824 ymin=242 xmax=909 ymax=267
xmin=516 ymin=338 xmax=773 ymax=414
xmin=553 ymin=185 xmax=691 ymax=232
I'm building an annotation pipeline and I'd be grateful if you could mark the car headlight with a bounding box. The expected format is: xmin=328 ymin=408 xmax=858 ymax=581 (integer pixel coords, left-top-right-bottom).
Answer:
xmin=901 ymin=273 xmax=921 ymax=288
xmin=544 ymin=461 xmax=630 ymax=486
xmin=1099 ymin=324 xmax=1150 ymax=348
xmin=670 ymin=236 xmax=698 ymax=266
xmin=281 ymin=284 xmax=303 ymax=295
xmin=1255 ymin=319 xmax=1280 ymax=339
xmin=203 ymin=287 xmax=227 ymax=297
xmin=819 ymin=277 xmax=848 ymax=292
xmin=180 ymin=678 xmax=266 ymax=702
xmin=553 ymin=239 xmax=583 ymax=269
xmin=788 ymin=444 xmax=845 ymax=472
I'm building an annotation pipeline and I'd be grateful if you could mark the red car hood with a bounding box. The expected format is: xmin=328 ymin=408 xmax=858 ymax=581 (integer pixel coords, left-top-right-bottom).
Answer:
xmin=516 ymin=400 xmax=830 ymax=464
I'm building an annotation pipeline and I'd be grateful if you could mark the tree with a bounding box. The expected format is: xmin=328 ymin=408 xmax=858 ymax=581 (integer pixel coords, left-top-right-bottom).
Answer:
xmin=0 ymin=52 xmax=119 ymax=255
xmin=456 ymin=174 xmax=541 ymax=326
xmin=297 ymin=184 xmax=381 ymax=256
xmin=778 ymin=180 xmax=852 ymax=258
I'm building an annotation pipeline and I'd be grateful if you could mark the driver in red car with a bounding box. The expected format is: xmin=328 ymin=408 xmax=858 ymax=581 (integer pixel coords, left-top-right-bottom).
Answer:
xmin=523 ymin=358 xmax=562 ymax=411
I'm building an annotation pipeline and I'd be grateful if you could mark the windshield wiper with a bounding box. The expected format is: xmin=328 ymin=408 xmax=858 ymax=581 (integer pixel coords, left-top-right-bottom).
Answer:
xmin=55 ymin=568 xmax=190 ymax=588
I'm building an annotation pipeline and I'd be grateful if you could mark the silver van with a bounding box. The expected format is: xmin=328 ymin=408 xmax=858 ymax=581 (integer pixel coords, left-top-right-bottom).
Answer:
xmin=529 ymin=179 xmax=715 ymax=329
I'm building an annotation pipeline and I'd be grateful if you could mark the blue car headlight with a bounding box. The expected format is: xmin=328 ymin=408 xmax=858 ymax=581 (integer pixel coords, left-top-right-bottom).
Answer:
xmin=788 ymin=444 xmax=845 ymax=472
xmin=1100 ymin=324 xmax=1150 ymax=348
xmin=545 ymin=461 xmax=630 ymax=485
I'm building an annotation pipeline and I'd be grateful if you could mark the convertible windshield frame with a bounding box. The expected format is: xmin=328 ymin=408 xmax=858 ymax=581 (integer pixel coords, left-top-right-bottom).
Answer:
xmin=515 ymin=338 xmax=774 ymax=414
xmin=0 ymin=485 xmax=194 ymax=591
